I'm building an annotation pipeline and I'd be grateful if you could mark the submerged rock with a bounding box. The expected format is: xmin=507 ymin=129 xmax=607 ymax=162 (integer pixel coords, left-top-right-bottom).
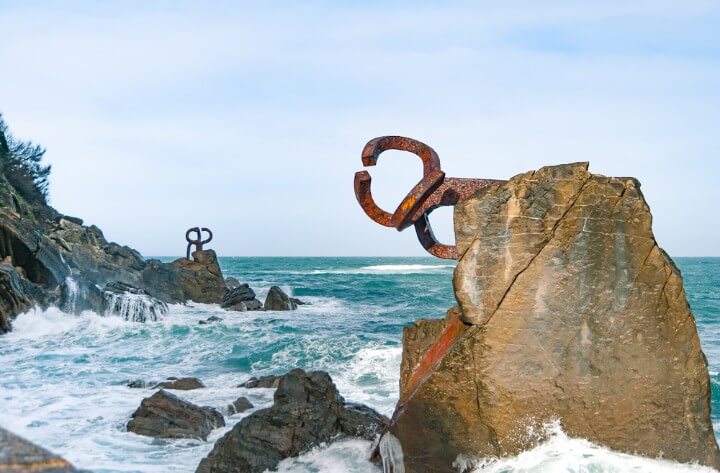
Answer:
xmin=199 ymin=315 xmax=223 ymax=325
xmin=263 ymin=286 xmax=298 ymax=311
xmin=221 ymin=284 xmax=262 ymax=312
xmin=237 ymin=374 xmax=284 ymax=389
xmin=227 ymin=397 xmax=254 ymax=415
xmin=103 ymin=281 xmax=169 ymax=322
xmin=196 ymin=368 xmax=388 ymax=473
xmin=0 ymin=426 xmax=79 ymax=472
xmin=153 ymin=377 xmax=205 ymax=390
xmin=382 ymin=163 xmax=720 ymax=471
xmin=127 ymin=390 xmax=224 ymax=440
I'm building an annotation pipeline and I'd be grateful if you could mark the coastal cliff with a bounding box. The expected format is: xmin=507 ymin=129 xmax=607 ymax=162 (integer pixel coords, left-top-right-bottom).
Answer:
xmin=0 ymin=119 xmax=228 ymax=332
xmin=382 ymin=163 xmax=720 ymax=471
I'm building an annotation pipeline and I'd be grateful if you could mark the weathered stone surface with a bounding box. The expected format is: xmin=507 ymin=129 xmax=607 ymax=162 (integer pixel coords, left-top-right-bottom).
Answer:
xmin=127 ymin=390 xmax=224 ymax=440
xmin=141 ymin=250 xmax=227 ymax=304
xmin=48 ymin=218 xmax=145 ymax=288
xmin=263 ymin=286 xmax=297 ymax=311
xmin=221 ymin=284 xmax=262 ymax=312
xmin=384 ymin=163 xmax=720 ymax=471
xmin=0 ymin=426 xmax=78 ymax=472
xmin=197 ymin=369 xmax=388 ymax=473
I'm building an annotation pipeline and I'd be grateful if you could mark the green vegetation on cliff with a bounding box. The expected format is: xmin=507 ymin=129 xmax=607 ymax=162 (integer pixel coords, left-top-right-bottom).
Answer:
xmin=0 ymin=114 xmax=51 ymax=206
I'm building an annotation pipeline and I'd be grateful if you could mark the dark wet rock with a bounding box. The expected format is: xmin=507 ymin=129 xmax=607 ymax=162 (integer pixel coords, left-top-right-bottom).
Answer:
xmin=263 ymin=286 xmax=298 ymax=311
xmin=196 ymin=368 xmax=388 ymax=473
xmin=225 ymin=277 xmax=241 ymax=289
xmin=221 ymin=284 xmax=262 ymax=312
xmin=126 ymin=380 xmax=149 ymax=388
xmin=141 ymin=250 xmax=227 ymax=304
xmin=227 ymin=397 xmax=254 ymax=415
xmin=199 ymin=315 xmax=223 ymax=325
xmin=153 ymin=377 xmax=205 ymax=390
xmin=127 ymin=390 xmax=224 ymax=440
xmin=382 ymin=163 xmax=720 ymax=471
xmin=0 ymin=263 xmax=35 ymax=333
xmin=339 ymin=402 xmax=390 ymax=441
xmin=0 ymin=426 xmax=79 ymax=472
xmin=238 ymin=374 xmax=284 ymax=389
xmin=102 ymin=281 xmax=168 ymax=322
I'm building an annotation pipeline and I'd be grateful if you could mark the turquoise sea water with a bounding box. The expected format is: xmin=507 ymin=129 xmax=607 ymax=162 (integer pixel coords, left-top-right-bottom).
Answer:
xmin=0 ymin=256 xmax=718 ymax=472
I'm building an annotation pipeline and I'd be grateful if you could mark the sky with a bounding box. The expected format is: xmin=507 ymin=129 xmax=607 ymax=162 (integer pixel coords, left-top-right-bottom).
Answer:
xmin=0 ymin=1 xmax=718 ymax=257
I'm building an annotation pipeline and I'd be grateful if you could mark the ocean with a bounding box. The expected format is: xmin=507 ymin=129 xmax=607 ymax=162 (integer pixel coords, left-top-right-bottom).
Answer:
xmin=0 ymin=256 xmax=718 ymax=473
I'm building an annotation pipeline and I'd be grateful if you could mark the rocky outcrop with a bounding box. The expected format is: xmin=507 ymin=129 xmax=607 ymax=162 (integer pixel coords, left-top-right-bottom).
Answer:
xmin=0 ymin=426 xmax=78 ymax=472
xmin=48 ymin=216 xmax=145 ymax=288
xmin=0 ymin=263 xmax=34 ymax=333
xmin=381 ymin=163 xmax=720 ymax=472
xmin=127 ymin=390 xmax=225 ymax=440
xmin=196 ymin=369 xmax=388 ymax=473
xmin=141 ymin=250 xmax=227 ymax=304
xmin=221 ymin=284 xmax=262 ymax=312
xmin=264 ymin=286 xmax=298 ymax=311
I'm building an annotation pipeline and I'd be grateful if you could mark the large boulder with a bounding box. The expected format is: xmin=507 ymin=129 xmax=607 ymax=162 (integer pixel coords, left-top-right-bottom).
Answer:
xmin=0 ymin=426 xmax=78 ymax=472
xmin=196 ymin=368 xmax=388 ymax=473
xmin=127 ymin=390 xmax=225 ymax=440
xmin=221 ymin=284 xmax=262 ymax=312
xmin=381 ymin=163 xmax=720 ymax=472
xmin=263 ymin=286 xmax=297 ymax=311
xmin=141 ymin=250 xmax=227 ymax=304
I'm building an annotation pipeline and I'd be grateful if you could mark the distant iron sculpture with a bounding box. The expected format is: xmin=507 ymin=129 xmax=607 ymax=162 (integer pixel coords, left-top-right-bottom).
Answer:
xmin=185 ymin=227 xmax=213 ymax=260
xmin=354 ymin=136 xmax=506 ymax=259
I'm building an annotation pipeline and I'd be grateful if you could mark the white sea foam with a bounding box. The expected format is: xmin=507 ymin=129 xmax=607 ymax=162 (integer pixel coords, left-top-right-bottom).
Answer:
xmin=464 ymin=421 xmax=716 ymax=473
xmin=275 ymin=438 xmax=379 ymax=473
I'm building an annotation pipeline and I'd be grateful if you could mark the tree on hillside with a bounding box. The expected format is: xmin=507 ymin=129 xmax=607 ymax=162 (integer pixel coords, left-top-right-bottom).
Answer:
xmin=0 ymin=114 xmax=51 ymax=204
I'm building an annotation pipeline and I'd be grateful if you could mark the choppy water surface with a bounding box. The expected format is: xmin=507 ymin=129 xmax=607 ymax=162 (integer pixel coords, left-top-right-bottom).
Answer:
xmin=0 ymin=257 xmax=719 ymax=472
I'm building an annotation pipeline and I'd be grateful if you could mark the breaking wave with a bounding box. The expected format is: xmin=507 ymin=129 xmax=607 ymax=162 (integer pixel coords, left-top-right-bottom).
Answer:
xmin=464 ymin=421 xmax=716 ymax=473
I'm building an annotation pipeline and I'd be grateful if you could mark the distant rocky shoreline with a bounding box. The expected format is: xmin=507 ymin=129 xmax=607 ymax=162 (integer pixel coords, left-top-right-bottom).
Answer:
xmin=0 ymin=172 xmax=304 ymax=334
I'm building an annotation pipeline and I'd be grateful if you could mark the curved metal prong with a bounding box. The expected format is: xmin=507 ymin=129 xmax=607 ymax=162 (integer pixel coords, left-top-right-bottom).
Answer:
xmin=200 ymin=227 xmax=213 ymax=245
xmin=354 ymin=170 xmax=394 ymax=227
xmin=361 ymin=136 xmax=441 ymax=176
xmin=414 ymin=213 xmax=457 ymax=260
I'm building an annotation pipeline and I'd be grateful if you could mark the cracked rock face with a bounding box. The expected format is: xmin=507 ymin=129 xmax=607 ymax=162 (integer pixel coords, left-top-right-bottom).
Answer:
xmin=385 ymin=163 xmax=720 ymax=472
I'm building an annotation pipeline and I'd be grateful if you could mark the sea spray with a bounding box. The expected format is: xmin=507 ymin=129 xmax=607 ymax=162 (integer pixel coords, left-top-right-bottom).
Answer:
xmin=62 ymin=277 xmax=78 ymax=313
xmin=103 ymin=289 xmax=168 ymax=322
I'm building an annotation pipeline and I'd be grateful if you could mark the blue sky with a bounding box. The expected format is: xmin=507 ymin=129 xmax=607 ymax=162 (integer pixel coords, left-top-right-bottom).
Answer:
xmin=1 ymin=1 xmax=718 ymax=256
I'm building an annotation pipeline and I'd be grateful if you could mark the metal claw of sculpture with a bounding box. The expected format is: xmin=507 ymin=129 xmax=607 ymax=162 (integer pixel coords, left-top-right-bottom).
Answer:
xmin=185 ymin=227 xmax=213 ymax=260
xmin=354 ymin=136 xmax=506 ymax=259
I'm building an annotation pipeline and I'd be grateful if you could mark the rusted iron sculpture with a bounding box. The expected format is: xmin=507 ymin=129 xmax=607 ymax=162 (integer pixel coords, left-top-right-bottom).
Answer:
xmin=354 ymin=136 xmax=505 ymax=259
xmin=186 ymin=227 xmax=213 ymax=260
